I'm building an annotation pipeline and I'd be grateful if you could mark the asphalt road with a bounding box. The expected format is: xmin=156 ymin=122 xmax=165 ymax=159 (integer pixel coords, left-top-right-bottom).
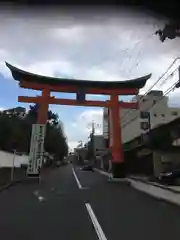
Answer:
xmin=0 ymin=164 xmax=180 ymax=240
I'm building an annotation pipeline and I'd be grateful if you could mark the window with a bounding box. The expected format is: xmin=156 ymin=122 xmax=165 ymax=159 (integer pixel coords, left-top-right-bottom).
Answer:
xmin=140 ymin=111 xmax=150 ymax=119
xmin=153 ymin=100 xmax=156 ymax=105
xmin=140 ymin=122 xmax=150 ymax=130
xmin=154 ymin=113 xmax=157 ymax=117
xmin=172 ymin=111 xmax=178 ymax=116
xmin=161 ymin=114 xmax=165 ymax=117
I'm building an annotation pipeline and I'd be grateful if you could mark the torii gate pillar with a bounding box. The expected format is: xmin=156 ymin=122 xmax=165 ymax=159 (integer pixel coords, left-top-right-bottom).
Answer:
xmin=110 ymin=93 xmax=125 ymax=178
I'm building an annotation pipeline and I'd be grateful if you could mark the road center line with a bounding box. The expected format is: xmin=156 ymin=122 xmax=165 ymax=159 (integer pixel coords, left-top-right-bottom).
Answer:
xmin=85 ymin=203 xmax=108 ymax=240
xmin=72 ymin=167 xmax=82 ymax=189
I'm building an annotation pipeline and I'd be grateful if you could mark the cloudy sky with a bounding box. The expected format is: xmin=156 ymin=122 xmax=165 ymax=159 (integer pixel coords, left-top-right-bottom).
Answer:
xmin=1 ymin=6 xmax=180 ymax=151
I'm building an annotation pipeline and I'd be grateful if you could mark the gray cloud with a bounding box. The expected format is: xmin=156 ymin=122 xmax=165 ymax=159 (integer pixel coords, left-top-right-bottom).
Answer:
xmin=1 ymin=8 xmax=179 ymax=93
xmin=0 ymin=7 xmax=176 ymax=72
xmin=0 ymin=12 xmax=178 ymax=84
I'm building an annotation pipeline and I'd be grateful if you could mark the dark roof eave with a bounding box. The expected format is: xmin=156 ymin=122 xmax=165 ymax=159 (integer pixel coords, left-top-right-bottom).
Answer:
xmin=5 ymin=62 xmax=151 ymax=90
xmin=150 ymin=146 xmax=180 ymax=152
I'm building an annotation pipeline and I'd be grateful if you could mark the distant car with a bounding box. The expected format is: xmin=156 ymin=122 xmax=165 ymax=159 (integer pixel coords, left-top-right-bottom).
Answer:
xmin=81 ymin=165 xmax=94 ymax=172
xmin=158 ymin=168 xmax=180 ymax=185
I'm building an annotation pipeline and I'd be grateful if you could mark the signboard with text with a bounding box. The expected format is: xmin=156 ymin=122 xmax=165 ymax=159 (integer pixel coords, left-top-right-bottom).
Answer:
xmin=27 ymin=124 xmax=46 ymax=175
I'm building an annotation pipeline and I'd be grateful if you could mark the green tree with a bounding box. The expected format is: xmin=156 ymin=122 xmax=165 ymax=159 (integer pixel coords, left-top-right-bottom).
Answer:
xmin=0 ymin=104 xmax=68 ymax=164
xmin=155 ymin=22 xmax=180 ymax=42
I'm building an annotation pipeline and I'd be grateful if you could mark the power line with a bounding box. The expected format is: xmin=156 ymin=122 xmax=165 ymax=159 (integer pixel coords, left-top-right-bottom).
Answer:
xmin=128 ymin=46 xmax=144 ymax=74
xmin=121 ymin=57 xmax=180 ymax=124
xmin=145 ymin=58 xmax=179 ymax=92
xmin=119 ymin=33 xmax=155 ymax=76
xmin=147 ymin=80 xmax=178 ymax=111
xmin=123 ymin=33 xmax=154 ymax=75
xmin=159 ymin=60 xmax=179 ymax=87
xmin=119 ymin=34 xmax=156 ymax=122
xmin=122 ymin=64 xmax=180 ymax=128
xmin=128 ymin=33 xmax=154 ymax=74
xmin=122 ymin=80 xmax=179 ymax=129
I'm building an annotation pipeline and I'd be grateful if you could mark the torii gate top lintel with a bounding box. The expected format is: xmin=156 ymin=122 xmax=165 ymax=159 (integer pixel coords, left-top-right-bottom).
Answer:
xmin=6 ymin=62 xmax=151 ymax=92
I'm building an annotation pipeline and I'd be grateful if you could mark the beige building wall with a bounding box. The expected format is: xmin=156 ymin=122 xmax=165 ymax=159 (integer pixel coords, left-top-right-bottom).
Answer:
xmin=103 ymin=90 xmax=180 ymax=145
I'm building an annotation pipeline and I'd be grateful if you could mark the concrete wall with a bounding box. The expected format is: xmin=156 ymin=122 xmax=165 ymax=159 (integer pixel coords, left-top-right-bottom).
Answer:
xmin=0 ymin=150 xmax=28 ymax=168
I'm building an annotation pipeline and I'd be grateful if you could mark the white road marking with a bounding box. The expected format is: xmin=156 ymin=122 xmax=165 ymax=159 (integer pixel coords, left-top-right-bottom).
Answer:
xmin=33 ymin=191 xmax=46 ymax=202
xmin=72 ymin=167 xmax=82 ymax=189
xmin=38 ymin=196 xmax=46 ymax=202
xmin=33 ymin=190 xmax=40 ymax=197
xmin=85 ymin=203 xmax=108 ymax=240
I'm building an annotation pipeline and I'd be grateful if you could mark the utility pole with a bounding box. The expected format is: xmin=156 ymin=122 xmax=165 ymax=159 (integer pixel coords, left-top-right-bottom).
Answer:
xmin=11 ymin=149 xmax=16 ymax=181
xmin=87 ymin=121 xmax=95 ymax=165
xmin=91 ymin=121 xmax=95 ymax=165
xmin=175 ymin=66 xmax=180 ymax=88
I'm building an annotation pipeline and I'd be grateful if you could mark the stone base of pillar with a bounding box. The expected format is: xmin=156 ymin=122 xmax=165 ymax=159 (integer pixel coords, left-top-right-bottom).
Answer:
xmin=112 ymin=162 xmax=126 ymax=178
xmin=22 ymin=174 xmax=40 ymax=184
xmin=26 ymin=173 xmax=40 ymax=180
xmin=27 ymin=173 xmax=39 ymax=177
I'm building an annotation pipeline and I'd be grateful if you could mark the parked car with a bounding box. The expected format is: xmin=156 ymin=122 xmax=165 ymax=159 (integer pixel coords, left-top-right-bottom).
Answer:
xmin=158 ymin=168 xmax=180 ymax=185
xmin=81 ymin=165 xmax=94 ymax=172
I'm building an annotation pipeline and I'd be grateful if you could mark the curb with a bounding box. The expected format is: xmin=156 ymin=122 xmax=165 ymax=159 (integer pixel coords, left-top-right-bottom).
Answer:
xmin=94 ymin=168 xmax=180 ymax=207
xmin=0 ymin=180 xmax=21 ymax=192
xmin=0 ymin=177 xmax=37 ymax=193
xmin=129 ymin=179 xmax=180 ymax=207
xmin=129 ymin=176 xmax=180 ymax=194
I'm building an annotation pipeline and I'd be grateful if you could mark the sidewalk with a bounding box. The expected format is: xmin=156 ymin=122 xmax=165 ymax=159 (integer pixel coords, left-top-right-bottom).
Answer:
xmin=129 ymin=175 xmax=180 ymax=193
xmin=95 ymin=168 xmax=180 ymax=207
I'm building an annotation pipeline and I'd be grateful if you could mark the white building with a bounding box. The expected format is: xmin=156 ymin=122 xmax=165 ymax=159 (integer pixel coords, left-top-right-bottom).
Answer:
xmin=103 ymin=90 xmax=180 ymax=145
xmin=93 ymin=135 xmax=105 ymax=152
xmin=4 ymin=107 xmax=26 ymax=119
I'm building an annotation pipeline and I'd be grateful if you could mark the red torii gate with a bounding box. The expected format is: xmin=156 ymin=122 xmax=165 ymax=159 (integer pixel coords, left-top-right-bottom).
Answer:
xmin=6 ymin=62 xmax=150 ymax=178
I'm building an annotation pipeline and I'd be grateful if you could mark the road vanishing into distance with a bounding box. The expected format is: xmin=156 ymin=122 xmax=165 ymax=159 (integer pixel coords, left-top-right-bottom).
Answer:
xmin=0 ymin=164 xmax=180 ymax=240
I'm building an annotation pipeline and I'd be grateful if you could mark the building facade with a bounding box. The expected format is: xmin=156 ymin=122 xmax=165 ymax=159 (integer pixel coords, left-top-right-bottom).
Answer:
xmin=93 ymin=135 xmax=105 ymax=152
xmin=3 ymin=107 xmax=26 ymax=118
xmin=103 ymin=90 xmax=180 ymax=145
